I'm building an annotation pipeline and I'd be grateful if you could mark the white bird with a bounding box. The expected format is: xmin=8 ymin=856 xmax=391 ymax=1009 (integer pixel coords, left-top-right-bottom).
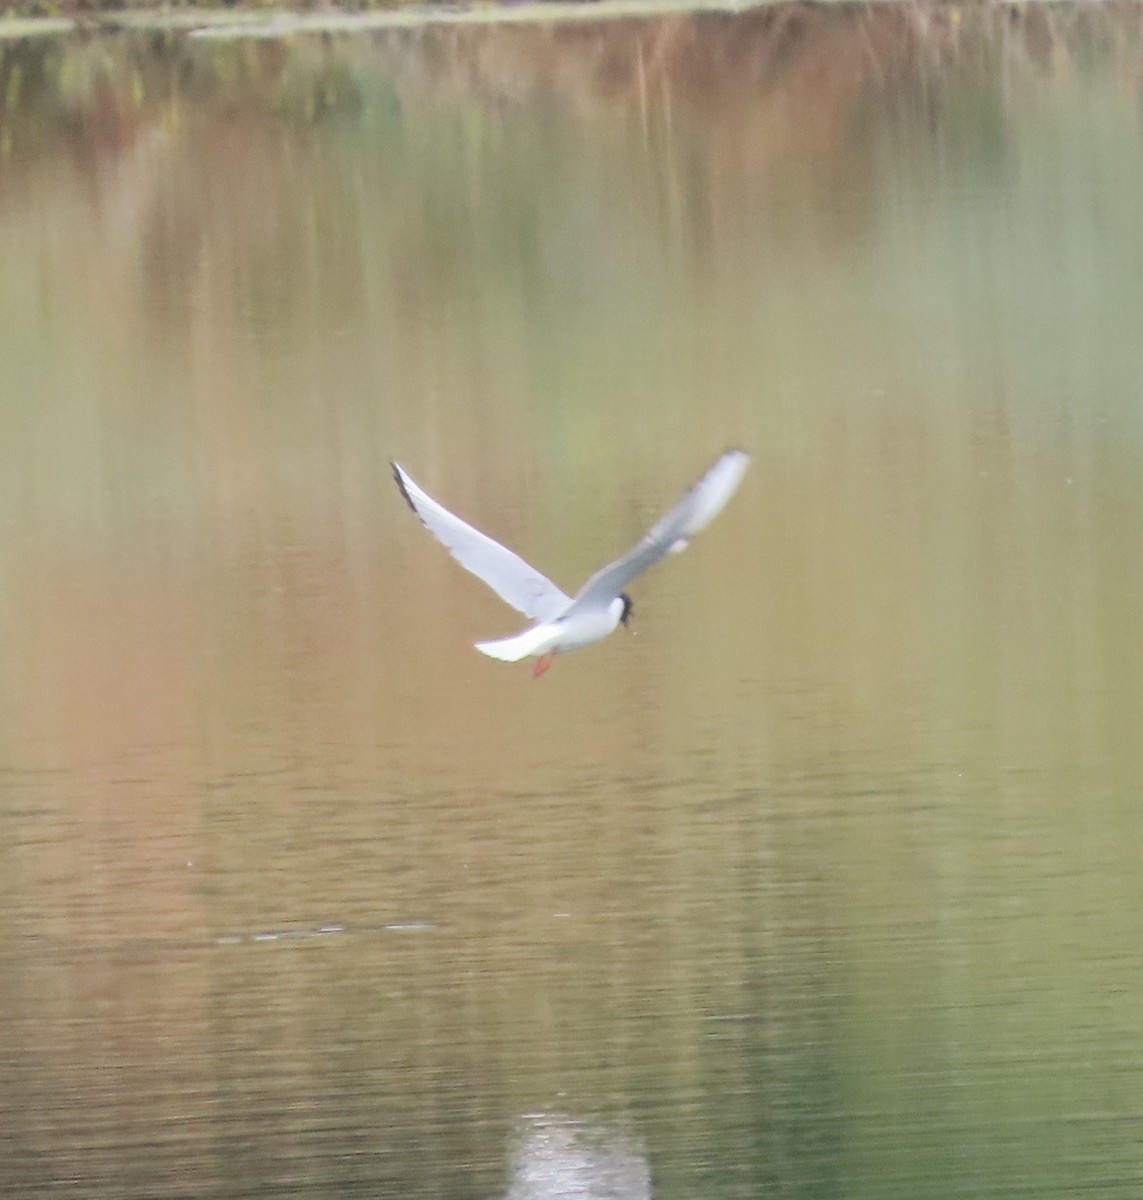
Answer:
xmin=392 ymin=449 xmax=750 ymax=677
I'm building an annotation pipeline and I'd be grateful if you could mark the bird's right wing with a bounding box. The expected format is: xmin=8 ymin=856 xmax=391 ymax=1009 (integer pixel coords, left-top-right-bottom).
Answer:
xmin=564 ymin=449 xmax=750 ymax=616
xmin=392 ymin=461 xmax=572 ymax=623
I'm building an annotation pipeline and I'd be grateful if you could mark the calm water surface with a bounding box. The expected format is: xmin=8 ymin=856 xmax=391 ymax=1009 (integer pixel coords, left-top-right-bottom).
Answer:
xmin=1 ymin=7 xmax=1142 ymax=1197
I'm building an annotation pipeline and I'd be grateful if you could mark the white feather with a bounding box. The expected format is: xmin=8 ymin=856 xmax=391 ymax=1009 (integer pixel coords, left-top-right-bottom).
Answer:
xmin=474 ymin=625 xmax=560 ymax=663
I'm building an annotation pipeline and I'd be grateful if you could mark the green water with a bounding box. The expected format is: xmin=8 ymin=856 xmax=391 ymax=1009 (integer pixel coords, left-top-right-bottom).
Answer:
xmin=1 ymin=7 xmax=1142 ymax=1197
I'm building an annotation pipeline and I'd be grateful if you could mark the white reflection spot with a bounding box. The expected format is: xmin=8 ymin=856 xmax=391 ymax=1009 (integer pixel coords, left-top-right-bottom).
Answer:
xmin=506 ymin=1113 xmax=650 ymax=1200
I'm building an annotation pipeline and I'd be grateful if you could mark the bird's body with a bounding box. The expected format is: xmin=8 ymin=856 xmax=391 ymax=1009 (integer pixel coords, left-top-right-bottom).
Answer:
xmin=392 ymin=450 xmax=749 ymax=675
xmin=475 ymin=596 xmax=628 ymax=673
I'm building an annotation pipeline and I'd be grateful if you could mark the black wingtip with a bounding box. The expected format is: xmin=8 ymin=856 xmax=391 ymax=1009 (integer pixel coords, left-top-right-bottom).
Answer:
xmin=391 ymin=460 xmax=417 ymax=514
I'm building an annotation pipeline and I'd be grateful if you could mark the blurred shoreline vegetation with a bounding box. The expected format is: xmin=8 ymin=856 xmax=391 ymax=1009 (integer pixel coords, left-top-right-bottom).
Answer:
xmin=1 ymin=0 xmax=1139 ymax=482
xmin=0 ymin=2 xmax=1140 ymax=353
xmin=5 ymin=0 xmax=1143 ymax=32
xmin=1 ymin=2 xmax=1140 ymax=146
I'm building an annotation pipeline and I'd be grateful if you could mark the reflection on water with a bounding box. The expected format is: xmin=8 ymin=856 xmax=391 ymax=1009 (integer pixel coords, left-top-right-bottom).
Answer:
xmin=2 ymin=7 xmax=1143 ymax=1199
xmin=507 ymin=1114 xmax=650 ymax=1200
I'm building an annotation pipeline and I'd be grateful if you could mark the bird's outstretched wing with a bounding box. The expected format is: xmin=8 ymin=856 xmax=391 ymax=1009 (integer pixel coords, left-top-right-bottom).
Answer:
xmin=392 ymin=461 xmax=572 ymax=623
xmin=563 ymin=449 xmax=750 ymax=616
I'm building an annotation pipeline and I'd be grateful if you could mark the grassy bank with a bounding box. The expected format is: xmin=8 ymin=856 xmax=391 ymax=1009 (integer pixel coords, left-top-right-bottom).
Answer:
xmin=2 ymin=0 xmax=787 ymax=40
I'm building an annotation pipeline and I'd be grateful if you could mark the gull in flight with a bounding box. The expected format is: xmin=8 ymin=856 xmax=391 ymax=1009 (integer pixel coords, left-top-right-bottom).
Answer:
xmin=392 ymin=449 xmax=750 ymax=677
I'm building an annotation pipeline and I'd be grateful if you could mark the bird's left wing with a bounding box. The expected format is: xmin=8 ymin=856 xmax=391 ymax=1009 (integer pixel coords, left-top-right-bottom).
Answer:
xmin=392 ymin=461 xmax=572 ymax=623
xmin=563 ymin=449 xmax=750 ymax=616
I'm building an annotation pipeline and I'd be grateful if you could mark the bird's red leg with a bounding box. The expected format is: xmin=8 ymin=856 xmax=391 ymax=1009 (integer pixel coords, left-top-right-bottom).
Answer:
xmin=533 ymin=652 xmax=556 ymax=678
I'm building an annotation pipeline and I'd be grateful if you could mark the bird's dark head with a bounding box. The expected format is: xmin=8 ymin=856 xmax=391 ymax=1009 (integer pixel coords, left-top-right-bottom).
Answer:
xmin=619 ymin=593 xmax=634 ymax=628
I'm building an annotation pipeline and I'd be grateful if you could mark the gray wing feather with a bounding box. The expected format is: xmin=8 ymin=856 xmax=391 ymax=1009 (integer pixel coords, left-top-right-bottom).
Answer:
xmin=392 ymin=461 xmax=572 ymax=623
xmin=564 ymin=449 xmax=750 ymax=615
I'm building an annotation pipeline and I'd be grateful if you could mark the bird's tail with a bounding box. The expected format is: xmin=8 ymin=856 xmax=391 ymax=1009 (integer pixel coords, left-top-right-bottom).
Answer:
xmin=474 ymin=625 xmax=557 ymax=663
